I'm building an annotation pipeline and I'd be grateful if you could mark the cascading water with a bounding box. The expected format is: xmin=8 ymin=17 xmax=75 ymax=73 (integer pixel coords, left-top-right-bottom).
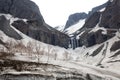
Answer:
xmin=69 ymin=35 xmax=80 ymax=49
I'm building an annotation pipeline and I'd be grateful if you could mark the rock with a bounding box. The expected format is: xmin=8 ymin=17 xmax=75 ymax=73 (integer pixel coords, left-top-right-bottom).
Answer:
xmin=0 ymin=0 xmax=43 ymax=22
xmin=77 ymin=28 xmax=115 ymax=47
xmin=64 ymin=12 xmax=87 ymax=29
xmin=12 ymin=20 xmax=69 ymax=48
xmin=88 ymin=1 xmax=109 ymax=17
xmin=110 ymin=41 xmax=120 ymax=51
xmin=0 ymin=15 xmax=22 ymax=40
xmin=0 ymin=0 xmax=69 ymax=48
xmin=64 ymin=1 xmax=109 ymax=30
xmin=90 ymin=44 xmax=104 ymax=56
xmin=99 ymin=0 xmax=120 ymax=29
xmin=83 ymin=12 xmax=101 ymax=28
xmin=72 ymin=0 xmax=119 ymax=47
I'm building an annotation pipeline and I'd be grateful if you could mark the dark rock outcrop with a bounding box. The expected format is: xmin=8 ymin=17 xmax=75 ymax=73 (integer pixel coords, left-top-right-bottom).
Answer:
xmin=64 ymin=12 xmax=87 ymax=29
xmin=64 ymin=1 xmax=109 ymax=30
xmin=110 ymin=41 xmax=120 ymax=51
xmin=0 ymin=0 xmax=43 ymax=22
xmin=90 ymin=44 xmax=104 ymax=56
xmin=0 ymin=15 xmax=22 ymax=39
xmin=99 ymin=0 xmax=120 ymax=29
xmin=78 ymin=30 xmax=111 ymax=47
xmin=81 ymin=1 xmax=109 ymax=29
xmin=12 ymin=20 xmax=69 ymax=48
xmin=71 ymin=0 xmax=119 ymax=48
xmin=110 ymin=50 xmax=120 ymax=58
xmin=88 ymin=1 xmax=109 ymax=17
xmin=0 ymin=0 xmax=69 ymax=48
xmin=83 ymin=12 xmax=101 ymax=28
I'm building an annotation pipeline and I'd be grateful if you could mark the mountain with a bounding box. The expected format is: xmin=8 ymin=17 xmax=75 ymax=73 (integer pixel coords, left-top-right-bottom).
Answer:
xmin=64 ymin=1 xmax=109 ymax=35
xmin=62 ymin=0 xmax=120 ymax=78
xmin=66 ymin=0 xmax=120 ymax=69
xmin=64 ymin=19 xmax=86 ymax=35
xmin=54 ymin=25 xmax=65 ymax=32
xmin=75 ymin=0 xmax=119 ymax=48
xmin=0 ymin=0 xmax=69 ymax=48
xmin=88 ymin=1 xmax=109 ymax=17
xmin=64 ymin=12 xmax=87 ymax=29
xmin=1 ymin=0 xmax=120 ymax=80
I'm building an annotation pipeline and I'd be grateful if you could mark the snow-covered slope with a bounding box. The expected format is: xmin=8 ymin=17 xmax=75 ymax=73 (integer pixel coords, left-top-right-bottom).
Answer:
xmin=63 ymin=1 xmax=108 ymax=36
xmin=1 ymin=0 xmax=120 ymax=79
xmin=54 ymin=25 xmax=65 ymax=32
xmin=64 ymin=19 xmax=85 ymax=35
xmin=1 ymin=29 xmax=120 ymax=80
xmin=1 ymin=13 xmax=120 ymax=80
xmin=72 ymin=31 xmax=120 ymax=67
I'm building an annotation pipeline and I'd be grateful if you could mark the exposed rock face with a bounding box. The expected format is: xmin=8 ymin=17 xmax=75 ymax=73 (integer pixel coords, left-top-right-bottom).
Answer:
xmin=72 ymin=0 xmax=119 ymax=48
xmin=88 ymin=1 xmax=109 ymax=17
xmin=78 ymin=30 xmax=112 ymax=47
xmin=99 ymin=0 xmax=120 ymax=29
xmin=0 ymin=0 xmax=69 ymax=48
xmin=0 ymin=0 xmax=43 ymax=22
xmin=64 ymin=1 xmax=108 ymax=30
xmin=0 ymin=16 xmax=22 ymax=39
xmin=110 ymin=40 xmax=120 ymax=51
xmin=12 ymin=20 xmax=69 ymax=48
xmin=83 ymin=12 xmax=101 ymax=28
xmin=81 ymin=1 xmax=109 ymax=29
xmin=65 ymin=12 xmax=87 ymax=29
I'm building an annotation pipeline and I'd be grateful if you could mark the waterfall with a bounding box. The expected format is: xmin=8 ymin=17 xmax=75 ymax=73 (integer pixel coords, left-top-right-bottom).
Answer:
xmin=69 ymin=35 xmax=79 ymax=49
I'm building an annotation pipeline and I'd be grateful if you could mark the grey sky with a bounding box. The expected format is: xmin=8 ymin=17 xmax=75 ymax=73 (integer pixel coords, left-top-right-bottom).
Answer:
xmin=32 ymin=0 xmax=108 ymax=27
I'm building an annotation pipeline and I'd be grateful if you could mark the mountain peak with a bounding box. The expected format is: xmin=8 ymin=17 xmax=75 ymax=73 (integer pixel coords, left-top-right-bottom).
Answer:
xmin=64 ymin=12 xmax=87 ymax=29
xmin=0 ymin=0 xmax=43 ymax=21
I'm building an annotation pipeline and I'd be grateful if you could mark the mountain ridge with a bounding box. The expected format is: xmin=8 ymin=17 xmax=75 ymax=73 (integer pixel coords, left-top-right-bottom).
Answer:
xmin=0 ymin=0 xmax=120 ymax=80
xmin=64 ymin=1 xmax=109 ymax=30
xmin=0 ymin=0 xmax=69 ymax=48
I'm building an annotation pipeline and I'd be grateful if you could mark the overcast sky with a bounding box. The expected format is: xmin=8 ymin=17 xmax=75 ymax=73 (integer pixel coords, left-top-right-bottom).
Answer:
xmin=31 ymin=0 xmax=108 ymax=27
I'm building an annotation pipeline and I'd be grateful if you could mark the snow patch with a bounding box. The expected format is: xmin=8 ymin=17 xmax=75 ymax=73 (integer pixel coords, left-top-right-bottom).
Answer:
xmin=64 ymin=19 xmax=85 ymax=34
xmin=89 ymin=24 xmax=107 ymax=34
xmin=99 ymin=8 xmax=106 ymax=12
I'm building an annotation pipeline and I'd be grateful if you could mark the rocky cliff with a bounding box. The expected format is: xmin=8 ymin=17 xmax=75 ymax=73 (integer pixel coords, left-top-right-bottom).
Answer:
xmin=99 ymin=0 xmax=120 ymax=29
xmin=71 ymin=0 xmax=120 ymax=48
xmin=64 ymin=1 xmax=109 ymax=30
xmin=0 ymin=0 xmax=69 ymax=48
xmin=88 ymin=1 xmax=109 ymax=17
xmin=0 ymin=0 xmax=120 ymax=79
xmin=64 ymin=12 xmax=87 ymax=29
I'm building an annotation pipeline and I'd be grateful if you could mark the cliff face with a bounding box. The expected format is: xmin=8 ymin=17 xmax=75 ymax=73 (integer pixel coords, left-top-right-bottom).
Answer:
xmin=64 ymin=1 xmax=108 ymax=30
xmin=0 ymin=0 xmax=43 ymax=22
xmin=73 ymin=0 xmax=119 ymax=47
xmin=64 ymin=0 xmax=120 ymax=49
xmin=0 ymin=0 xmax=69 ymax=48
xmin=65 ymin=12 xmax=87 ymax=29
xmin=99 ymin=0 xmax=120 ymax=29
xmin=88 ymin=1 xmax=109 ymax=17
xmin=0 ymin=15 xmax=22 ymax=40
